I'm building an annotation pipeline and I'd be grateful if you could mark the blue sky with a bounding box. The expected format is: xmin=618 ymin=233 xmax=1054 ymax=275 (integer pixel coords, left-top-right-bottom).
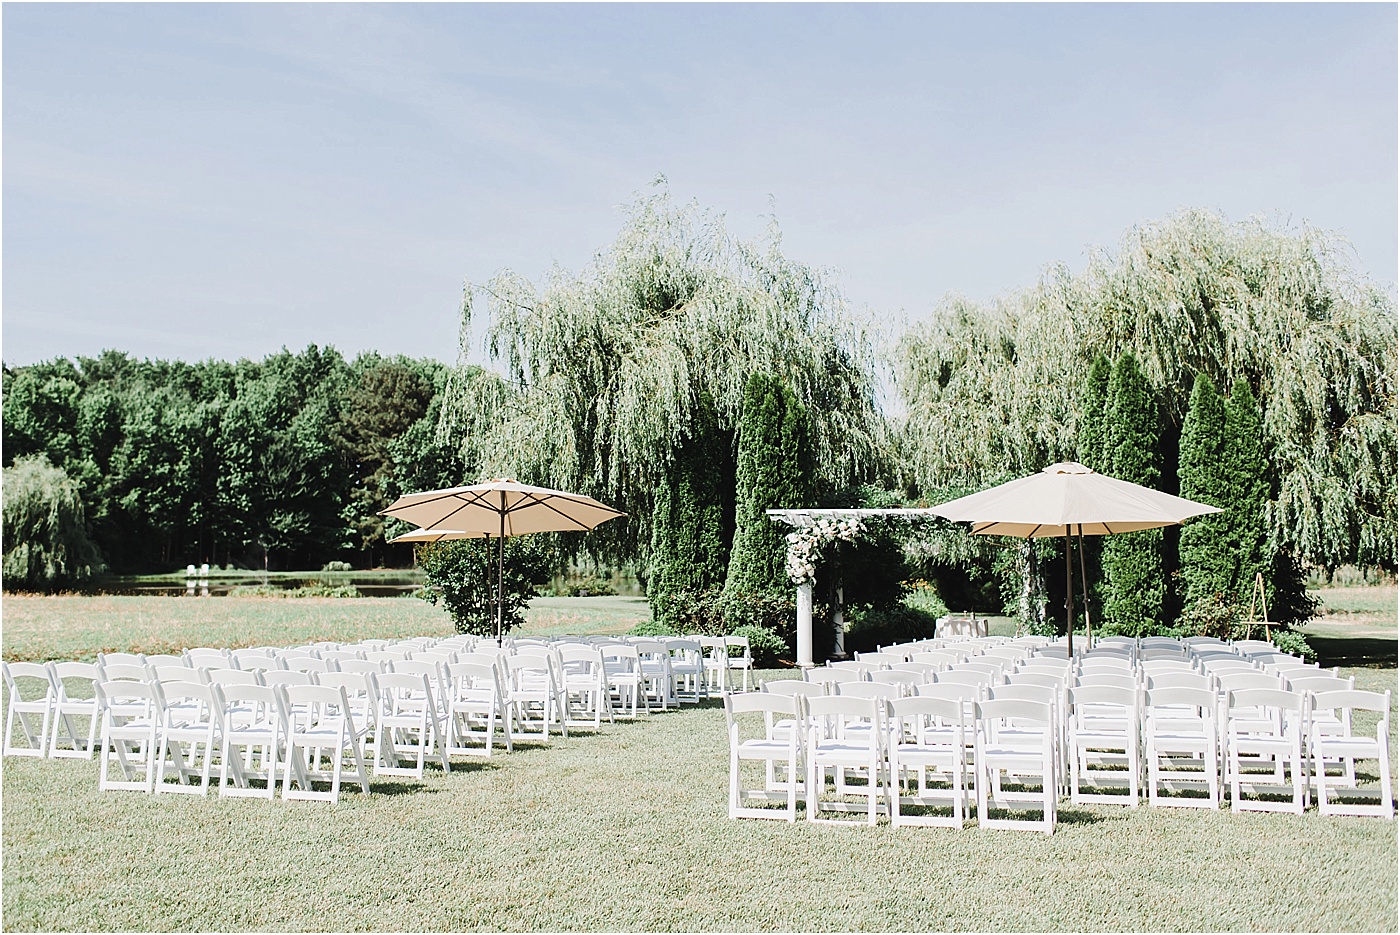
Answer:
xmin=4 ymin=3 xmax=1395 ymax=367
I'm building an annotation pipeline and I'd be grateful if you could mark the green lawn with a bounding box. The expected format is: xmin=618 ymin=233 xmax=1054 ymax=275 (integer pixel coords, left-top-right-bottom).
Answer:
xmin=2 ymin=592 xmax=1397 ymax=931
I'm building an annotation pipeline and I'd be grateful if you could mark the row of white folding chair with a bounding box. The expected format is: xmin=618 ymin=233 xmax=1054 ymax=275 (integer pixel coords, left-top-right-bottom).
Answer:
xmin=90 ymin=678 xmax=371 ymax=802
xmin=726 ymin=690 xmax=1058 ymax=831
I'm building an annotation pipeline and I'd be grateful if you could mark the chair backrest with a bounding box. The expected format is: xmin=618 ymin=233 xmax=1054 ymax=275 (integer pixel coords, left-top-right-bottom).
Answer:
xmin=3 ymin=663 xmax=54 ymax=702
xmin=208 ymin=668 xmax=262 ymax=688
xmin=722 ymin=636 xmax=752 ymax=656
xmin=725 ymin=690 xmax=799 ymax=719
xmin=154 ymin=664 xmax=208 ymax=685
xmin=50 ymin=661 xmax=100 ymax=699
xmin=803 ymin=667 xmax=849 ymax=688
xmin=889 ymin=694 xmax=965 ymax=729
xmin=144 ymin=654 xmax=188 ymax=667
xmin=806 ymin=693 xmax=883 ymax=730
xmin=986 ymin=683 xmax=1058 ymax=707
xmin=1310 ymin=689 xmax=1391 ymax=722
xmin=912 ymin=650 xmax=967 ymax=667
xmin=934 ymin=669 xmax=995 ymax=689
xmin=954 ymin=660 xmax=1007 ymax=678
xmin=263 ymin=670 xmax=318 ymax=689
xmin=1068 ymin=683 xmax=1138 ymax=714
xmin=1145 ymin=671 xmax=1214 ymax=692
xmin=889 ymin=662 xmax=941 ymax=682
xmin=97 ymin=652 xmax=146 ymax=668
xmin=444 ymin=662 xmax=503 ymax=698
xmin=1215 ymin=671 xmax=1284 ymax=694
xmin=378 ymin=672 xmax=433 ymax=709
xmin=185 ymin=649 xmax=232 ymax=669
xmin=335 ymin=659 xmax=385 ymax=676
xmin=870 ymin=670 xmax=923 ymax=692
xmin=1224 ymin=687 xmax=1304 ymax=719
xmin=1074 ymin=671 xmax=1136 ymax=691
xmin=95 ymin=678 xmax=163 ymax=712
xmin=829 ymin=661 xmax=878 ymax=678
xmin=1139 ymin=659 xmax=1194 ymax=677
xmin=854 ymin=651 xmax=906 ymax=667
xmin=761 ymin=679 xmax=824 ymax=699
xmin=1144 ymin=686 xmax=1218 ymax=718
xmin=974 ymin=697 xmax=1052 ymax=726
xmin=1007 ymin=671 xmax=1065 ymax=689
xmin=320 ymin=650 xmax=366 ymax=665
xmin=835 ymin=681 xmax=902 ymax=702
xmin=1285 ymin=674 xmax=1354 ymax=694
xmin=160 ymin=680 xmax=224 ymax=719
xmin=282 ymin=657 xmax=336 ymax=675
xmin=280 ymin=683 xmax=354 ymax=723
xmin=97 ymin=663 xmax=152 ymax=683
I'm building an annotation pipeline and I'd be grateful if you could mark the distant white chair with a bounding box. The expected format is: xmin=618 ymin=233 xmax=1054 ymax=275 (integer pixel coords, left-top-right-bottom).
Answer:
xmin=95 ymin=680 xmax=164 ymax=792
xmin=443 ymin=662 xmax=512 ymax=757
xmin=218 ymin=683 xmax=287 ymax=799
xmin=154 ymin=682 xmax=225 ymax=795
xmin=724 ymin=636 xmax=754 ymax=692
xmin=374 ymin=672 xmax=450 ymax=779
xmin=1067 ymin=684 xmax=1140 ymax=806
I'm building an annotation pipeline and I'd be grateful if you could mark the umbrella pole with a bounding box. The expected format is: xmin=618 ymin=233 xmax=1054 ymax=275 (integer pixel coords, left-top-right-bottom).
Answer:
xmin=1077 ymin=526 xmax=1092 ymax=650
xmin=497 ymin=508 xmax=506 ymax=641
xmin=1064 ymin=529 xmax=1074 ymax=660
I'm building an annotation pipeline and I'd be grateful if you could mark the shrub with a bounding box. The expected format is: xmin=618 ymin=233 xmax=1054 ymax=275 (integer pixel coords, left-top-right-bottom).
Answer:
xmin=630 ymin=619 xmax=677 ymax=637
xmin=842 ymin=603 xmax=941 ymax=655
xmin=321 ymin=560 xmax=353 ymax=572
xmin=416 ymin=536 xmax=554 ymax=636
xmin=1268 ymin=629 xmax=1316 ymax=662
xmin=720 ymin=590 xmax=798 ymax=648
xmin=731 ymin=624 xmax=787 ymax=666
xmin=564 ymin=576 xmax=618 ymax=597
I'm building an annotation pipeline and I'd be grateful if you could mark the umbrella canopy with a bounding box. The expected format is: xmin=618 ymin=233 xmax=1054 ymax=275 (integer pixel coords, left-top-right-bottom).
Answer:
xmin=929 ymin=462 xmax=1222 ymax=656
xmin=380 ymin=479 xmax=625 ymax=535
xmin=930 ymin=462 xmax=1221 ymax=537
xmin=381 ymin=479 xmax=625 ymax=638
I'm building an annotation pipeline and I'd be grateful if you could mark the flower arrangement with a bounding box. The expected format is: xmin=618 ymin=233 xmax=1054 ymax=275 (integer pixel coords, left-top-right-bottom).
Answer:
xmin=784 ymin=517 xmax=864 ymax=586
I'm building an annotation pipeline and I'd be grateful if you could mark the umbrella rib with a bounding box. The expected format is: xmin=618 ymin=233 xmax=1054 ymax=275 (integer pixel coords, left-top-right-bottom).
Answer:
xmin=507 ymin=492 xmax=594 ymax=530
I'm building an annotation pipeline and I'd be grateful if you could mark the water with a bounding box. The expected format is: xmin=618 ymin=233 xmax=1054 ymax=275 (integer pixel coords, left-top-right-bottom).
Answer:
xmin=82 ymin=572 xmax=425 ymax=598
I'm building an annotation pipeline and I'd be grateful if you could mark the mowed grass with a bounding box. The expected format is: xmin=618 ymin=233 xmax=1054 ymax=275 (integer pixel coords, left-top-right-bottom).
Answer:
xmin=2 ymin=592 xmax=1397 ymax=931
xmin=0 ymin=594 xmax=651 ymax=662
xmin=1304 ymin=585 xmax=1399 ymax=640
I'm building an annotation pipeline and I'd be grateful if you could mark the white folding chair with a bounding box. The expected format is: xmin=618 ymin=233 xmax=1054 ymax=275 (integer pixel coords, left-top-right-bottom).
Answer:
xmin=600 ymin=645 xmax=643 ymax=718
xmin=664 ymin=639 xmax=708 ymax=704
xmin=806 ymin=694 xmax=886 ymax=826
xmin=695 ymin=636 xmax=728 ymax=694
xmin=443 ymin=662 xmax=512 ymax=757
xmin=888 ymin=695 xmax=968 ymax=828
xmin=1223 ymin=687 xmax=1307 ymax=814
xmin=633 ymin=640 xmax=673 ymax=712
xmin=506 ymin=655 xmax=566 ymax=741
xmin=374 ymin=672 xmax=450 ymax=779
xmin=280 ymin=684 xmax=371 ymax=803
xmin=95 ymin=679 xmax=164 ymax=792
xmin=1143 ymin=686 xmax=1221 ymax=809
xmin=219 ymin=683 xmax=288 ymax=799
xmin=46 ymin=661 xmax=101 ymax=759
xmin=1309 ymin=689 xmax=1394 ymax=818
xmin=1067 ymin=684 xmax=1140 ymax=806
xmin=973 ymin=698 xmax=1057 ymax=833
xmin=725 ymin=692 xmax=803 ymax=822
xmin=724 ymin=636 xmax=754 ymax=692
xmin=155 ymin=682 xmax=225 ymax=795
xmin=2 ymin=662 xmax=56 ymax=758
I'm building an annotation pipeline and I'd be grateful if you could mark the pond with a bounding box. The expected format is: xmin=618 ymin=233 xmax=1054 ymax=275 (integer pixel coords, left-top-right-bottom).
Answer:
xmin=79 ymin=571 xmax=425 ymax=598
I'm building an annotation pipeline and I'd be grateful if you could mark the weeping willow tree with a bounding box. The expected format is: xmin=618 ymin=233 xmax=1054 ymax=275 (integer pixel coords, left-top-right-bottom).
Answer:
xmin=898 ymin=209 xmax=1396 ymax=625
xmin=438 ymin=184 xmax=886 ymax=566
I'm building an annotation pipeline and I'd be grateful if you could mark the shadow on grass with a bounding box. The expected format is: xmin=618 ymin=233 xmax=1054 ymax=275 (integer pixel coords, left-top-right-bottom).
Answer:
xmin=1056 ymin=808 xmax=1112 ymax=825
xmin=366 ymin=780 xmax=436 ymax=796
xmin=1309 ymin=636 xmax=1397 ymax=668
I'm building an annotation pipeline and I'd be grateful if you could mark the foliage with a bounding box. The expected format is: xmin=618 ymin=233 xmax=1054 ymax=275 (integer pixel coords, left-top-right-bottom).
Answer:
xmin=1178 ymin=372 xmax=1233 ymax=606
xmin=1099 ymin=354 xmax=1166 ymax=635
xmin=647 ymin=396 xmax=733 ymax=627
xmin=1 ymin=455 xmax=104 ymax=590
xmin=1268 ymin=629 xmax=1316 ymax=662
xmin=720 ymin=591 xmax=799 ymax=649
xmin=648 ymin=588 xmax=724 ymax=635
xmin=1077 ymin=354 xmax=1113 ymax=471
xmin=897 ymin=209 xmax=1396 ymax=574
xmin=438 ymin=183 xmax=886 ymax=562
xmin=729 ymin=624 xmax=787 ymax=666
xmin=227 ymin=584 xmax=362 ymax=599
xmin=842 ymin=602 xmax=942 ymax=655
xmin=629 ymin=618 xmax=678 ymax=637
xmin=416 ymin=537 xmax=555 ymax=636
xmin=1 ymin=347 xmax=459 ymax=574
xmin=322 ymin=560 xmax=353 ymax=572
xmin=725 ymin=372 xmax=814 ymax=598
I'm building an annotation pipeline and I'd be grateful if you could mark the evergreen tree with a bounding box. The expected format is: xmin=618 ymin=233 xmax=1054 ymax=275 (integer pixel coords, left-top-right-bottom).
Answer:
xmin=723 ymin=373 xmax=814 ymax=600
xmin=647 ymin=396 xmax=734 ymax=625
xmin=1178 ymin=372 xmax=1233 ymax=607
xmin=1100 ymin=353 xmax=1165 ymax=634
xmin=1077 ymin=354 xmax=1112 ymax=471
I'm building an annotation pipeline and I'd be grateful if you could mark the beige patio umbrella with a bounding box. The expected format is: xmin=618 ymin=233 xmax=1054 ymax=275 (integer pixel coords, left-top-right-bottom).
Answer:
xmin=929 ymin=462 xmax=1222 ymax=656
xmin=382 ymin=479 xmax=625 ymax=637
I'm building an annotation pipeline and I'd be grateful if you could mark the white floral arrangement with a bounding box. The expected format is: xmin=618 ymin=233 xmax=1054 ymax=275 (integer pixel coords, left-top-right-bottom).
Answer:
xmin=784 ymin=517 xmax=864 ymax=586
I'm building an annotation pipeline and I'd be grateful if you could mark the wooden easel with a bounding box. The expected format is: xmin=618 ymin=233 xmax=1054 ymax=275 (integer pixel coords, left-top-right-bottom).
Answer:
xmin=1244 ymin=571 xmax=1270 ymax=641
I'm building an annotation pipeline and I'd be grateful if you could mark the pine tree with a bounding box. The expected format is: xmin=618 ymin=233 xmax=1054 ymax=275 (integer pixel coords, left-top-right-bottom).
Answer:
xmin=723 ymin=373 xmax=814 ymax=599
xmin=1077 ymin=354 xmax=1112 ymax=471
xmin=647 ymin=396 xmax=734 ymax=625
xmin=1100 ymin=353 xmax=1165 ymax=635
xmin=1224 ymin=379 xmax=1295 ymax=615
xmin=1178 ymin=373 xmax=1233 ymax=607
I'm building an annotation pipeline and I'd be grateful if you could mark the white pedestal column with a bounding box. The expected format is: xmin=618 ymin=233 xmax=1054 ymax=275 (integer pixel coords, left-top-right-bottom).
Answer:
xmin=796 ymin=582 xmax=814 ymax=668
xmin=832 ymin=586 xmax=845 ymax=659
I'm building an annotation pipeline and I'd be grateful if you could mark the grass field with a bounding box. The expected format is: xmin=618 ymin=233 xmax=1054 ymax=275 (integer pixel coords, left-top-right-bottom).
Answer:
xmin=2 ymin=589 xmax=1396 ymax=931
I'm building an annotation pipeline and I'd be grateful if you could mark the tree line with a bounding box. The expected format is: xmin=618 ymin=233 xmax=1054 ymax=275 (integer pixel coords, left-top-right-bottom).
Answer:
xmin=4 ymin=190 xmax=1394 ymax=650
xmin=2 ymin=348 xmax=462 ymax=579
